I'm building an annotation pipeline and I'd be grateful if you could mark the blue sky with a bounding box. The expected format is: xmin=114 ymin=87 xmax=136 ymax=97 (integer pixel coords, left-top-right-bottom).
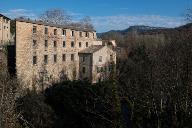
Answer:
xmin=0 ymin=0 xmax=191 ymax=32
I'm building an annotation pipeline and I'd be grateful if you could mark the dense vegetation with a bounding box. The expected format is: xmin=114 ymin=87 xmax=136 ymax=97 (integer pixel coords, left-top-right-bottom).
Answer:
xmin=16 ymin=80 xmax=122 ymax=128
xmin=117 ymin=26 xmax=192 ymax=127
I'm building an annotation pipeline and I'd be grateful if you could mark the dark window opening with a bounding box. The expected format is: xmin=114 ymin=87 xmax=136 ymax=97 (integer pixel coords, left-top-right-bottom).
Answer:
xmin=93 ymin=33 xmax=95 ymax=38
xmin=85 ymin=32 xmax=89 ymax=37
xmin=82 ymin=67 xmax=86 ymax=74
xmin=71 ymin=54 xmax=74 ymax=61
xmin=44 ymin=55 xmax=48 ymax=64
xmin=71 ymin=41 xmax=74 ymax=47
xmin=33 ymin=56 xmax=37 ymax=65
xmin=110 ymin=55 xmax=113 ymax=61
xmin=54 ymin=54 xmax=57 ymax=63
xmin=54 ymin=41 xmax=57 ymax=48
xmin=45 ymin=27 xmax=48 ymax=34
xmin=79 ymin=32 xmax=82 ymax=37
xmin=62 ymin=54 xmax=66 ymax=61
xmin=63 ymin=41 xmax=66 ymax=47
xmin=62 ymin=29 xmax=66 ymax=35
xmin=83 ymin=56 xmax=86 ymax=62
xmin=45 ymin=40 xmax=48 ymax=48
xmin=71 ymin=31 xmax=74 ymax=36
xmin=33 ymin=26 xmax=37 ymax=33
xmin=54 ymin=29 xmax=57 ymax=35
xmin=33 ymin=40 xmax=37 ymax=47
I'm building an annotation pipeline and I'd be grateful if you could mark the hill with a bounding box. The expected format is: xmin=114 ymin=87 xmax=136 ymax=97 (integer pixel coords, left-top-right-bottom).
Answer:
xmin=97 ymin=23 xmax=192 ymax=46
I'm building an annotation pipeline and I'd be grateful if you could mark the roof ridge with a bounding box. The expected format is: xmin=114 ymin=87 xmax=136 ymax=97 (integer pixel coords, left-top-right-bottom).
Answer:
xmin=79 ymin=45 xmax=105 ymax=54
xmin=15 ymin=18 xmax=96 ymax=32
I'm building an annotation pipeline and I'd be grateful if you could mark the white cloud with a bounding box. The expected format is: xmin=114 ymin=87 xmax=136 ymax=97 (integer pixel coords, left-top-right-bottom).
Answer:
xmin=2 ymin=9 xmax=37 ymax=19
xmin=92 ymin=15 xmax=186 ymax=32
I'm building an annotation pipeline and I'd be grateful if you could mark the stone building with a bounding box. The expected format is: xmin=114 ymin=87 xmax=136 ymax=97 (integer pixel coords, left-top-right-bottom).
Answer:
xmin=0 ymin=14 xmax=11 ymax=46
xmin=79 ymin=45 xmax=116 ymax=83
xmin=15 ymin=18 xmax=116 ymax=89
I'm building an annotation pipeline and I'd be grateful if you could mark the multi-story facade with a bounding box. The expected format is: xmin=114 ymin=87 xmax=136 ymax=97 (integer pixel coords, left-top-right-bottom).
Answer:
xmin=15 ymin=18 xmax=116 ymax=89
xmin=0 ymin=14 xmax=10 ymax=46
xmin=79 ymin=45 xmax=116 ymax=83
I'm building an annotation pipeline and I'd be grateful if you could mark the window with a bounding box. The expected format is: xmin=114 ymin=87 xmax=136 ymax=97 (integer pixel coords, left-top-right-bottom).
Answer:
xmin=86 ymin=42 xmax=88 ymax=47
xmin=54 ymin=29 xmax=57 ymax=35
xmin=109 ymin=64 xmax=113 ymax=72
xmin=82 ymin=67 xmax=86 ymax=74
xmin=71 ymin=41 xmax=74 ymax=47
xmin=63 ymin=41 xmax=66 ymax=47
xmin=45 ymin=40 xmax=48 ymax=48
xmin=4 ymin=26 xmax=6 ymax=29
xmin=85 ymin=32 xmax=89 ymax=37
xmin=33 ymin=26 xmax=37 ymax=33
xmin=82 ymin=56 xmax=86 ymax=62
xmin=54 ymin=41 xmax=57 ymax=48
xmin=45 ymin=27 xmax=48 ymax=34
xmin=62 ymin=29 xmax=66 ymax=36
xmin=79 ymin=42 xmax=81 ymax=47
xmin=97 ymin=67 xmax=100 ymax=73
xmin=93 ymin=33 xmax=95 ymax=38
xmin=44 ymin=55 xmax=48 ymax=64
xmin=71 ymin=54 xmax=74 ymax=61
xmin=33 ymin=40 xmax=37 ymax=47
xmin=79 ymin=32 xmax=82 ymax=37
xmin=97 ymin=67 xmax=103 ymax=73
xmin=71 ymin=31 xmax=74 ymax=36
xmin=110 ymin=55 xmax=113 ymax=61
xmin=101 ymin=67 xmax=104 ymax=72
xmin=54 ymin=54 xmax=57 ymax=63
xmin=33 ymin=56 xmax=37 ymax=65
xmin=99 ymin=56 xmax=102 ymax=62
xmin=62 ymin=54 xmax=66 ymax=61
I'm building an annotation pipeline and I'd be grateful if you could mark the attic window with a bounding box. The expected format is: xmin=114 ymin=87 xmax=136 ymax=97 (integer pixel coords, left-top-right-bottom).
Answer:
xmin=79 ymin=32 xmax=82 ymax=37
xmin=62 ymin=29 xmax=66 ymax=36
xmin=33 ymin=26 xmax=37 ymax=33
xmin=71 ymin=31 xmax=74 ymax=37
xmin=45 ymin=27 xmax=48 ymax=34
xmin=85 ymin=32 xmax=89 ymax=37
xmin=54 ymin=29 xmax=57 ymax=35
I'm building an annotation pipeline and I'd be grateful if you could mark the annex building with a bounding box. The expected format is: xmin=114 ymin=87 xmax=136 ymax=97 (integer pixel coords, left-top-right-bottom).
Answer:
xmin=0 ymin=14 xmax=10 ymax=46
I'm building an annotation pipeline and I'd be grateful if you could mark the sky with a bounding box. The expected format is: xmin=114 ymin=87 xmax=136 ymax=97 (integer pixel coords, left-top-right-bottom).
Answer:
xmin=0 ymin=0 xmax=192 ymax=32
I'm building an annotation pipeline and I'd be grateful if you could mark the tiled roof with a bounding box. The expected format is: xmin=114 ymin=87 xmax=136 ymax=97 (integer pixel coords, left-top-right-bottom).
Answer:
xmin=79 ymin=45 xmax=104 ymax=54
xmin=16 ymin=18 xmax=96 ymax=32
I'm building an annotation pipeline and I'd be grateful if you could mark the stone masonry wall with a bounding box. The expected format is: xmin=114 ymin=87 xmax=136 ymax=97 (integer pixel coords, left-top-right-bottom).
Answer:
xmin=0 ymin=16 xmax=10 ymax=45
xmin=16 ymin=20 xmax=97 ymax=89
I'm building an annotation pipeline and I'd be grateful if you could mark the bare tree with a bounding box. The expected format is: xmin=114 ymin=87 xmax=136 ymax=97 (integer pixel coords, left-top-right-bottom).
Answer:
xmin=0 ymin=47 xmax=24 ymax=128
xmin=39 ymin=9 xmax=72 ymax=25
xmin=185 ymin=8 xmax=192 ymax=23
xmin=80 ymin=16 xmax=94 ymax=30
